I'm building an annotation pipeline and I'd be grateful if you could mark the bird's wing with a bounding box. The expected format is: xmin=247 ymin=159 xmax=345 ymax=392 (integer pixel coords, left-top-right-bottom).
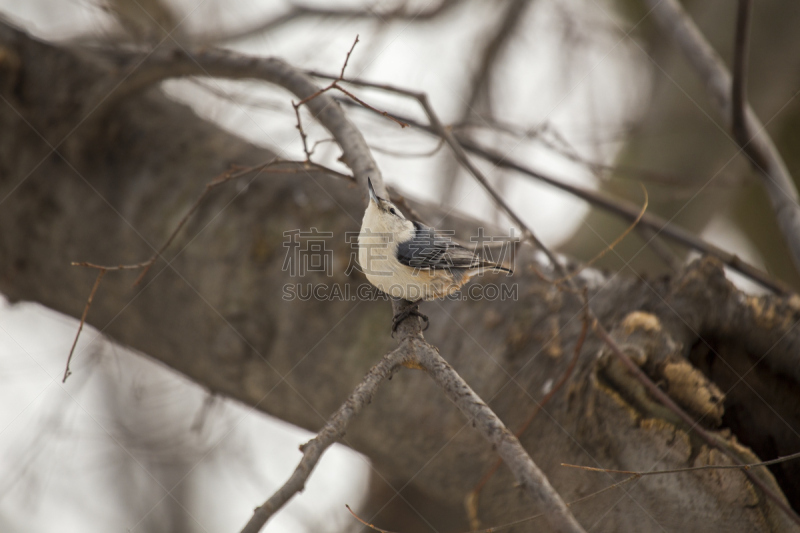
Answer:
xmin=396 ymin=222 xmax=482 ymax=270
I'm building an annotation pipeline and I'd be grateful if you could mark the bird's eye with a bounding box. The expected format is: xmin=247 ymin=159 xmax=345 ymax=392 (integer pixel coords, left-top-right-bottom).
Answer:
xmin=389 ymin=208 xmax=398 ymax=216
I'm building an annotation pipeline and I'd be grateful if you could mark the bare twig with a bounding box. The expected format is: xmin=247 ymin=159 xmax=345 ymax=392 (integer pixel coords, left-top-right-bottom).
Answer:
xmin=65 ymin=159 xmax=351 ymax=380
xmin=329 ymin=92 xmax=790 ymax=294
xmin=643 ymin=0 xmax=800 ymax=275
xmin=290 ymin=35 xmax=409 ymax=131
xmin=562 ymin=449 xmax=800 ymax=476
xmin=240 ymin=347 xmax=410 ymax=533
xmin=62 ymin=268 xmax=105 ymax=382
xmin=292 ymin=102 xmax=312 ymax=161
xmin=241 ymin=298 xmax=586 ymax=533
xmin=554 ymin=185 xmax=648 ymax=284
xmin=132 ymin=158 xmax=281 ymax=285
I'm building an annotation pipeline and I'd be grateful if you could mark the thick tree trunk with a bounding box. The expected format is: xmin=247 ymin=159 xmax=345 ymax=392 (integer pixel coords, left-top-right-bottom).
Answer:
xmin=1 ymin=23 xmax=798 ymax=531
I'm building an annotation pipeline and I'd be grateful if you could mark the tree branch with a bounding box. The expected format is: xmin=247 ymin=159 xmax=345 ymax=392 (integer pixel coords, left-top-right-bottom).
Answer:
xmin=731 ymin=0 xmax=752 ymax=151
xmin=642 ymin=0 xmax=800 ymax=275
xmin=240 ymin=346 xmax=410 ymax=533
xmin=98 ymin=45 xmax=584 ymax=533
xmin=95 ymin=47 xmax=385 ymax=197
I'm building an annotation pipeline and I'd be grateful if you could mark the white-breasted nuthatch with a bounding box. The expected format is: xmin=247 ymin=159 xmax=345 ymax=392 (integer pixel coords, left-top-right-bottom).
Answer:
xmin=359 ymin=178 xmax=512 ymax=329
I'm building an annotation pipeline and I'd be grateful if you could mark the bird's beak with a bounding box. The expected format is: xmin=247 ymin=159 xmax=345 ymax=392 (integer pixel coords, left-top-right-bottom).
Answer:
xmin=367 ymin=178 xmax=378 ymax=204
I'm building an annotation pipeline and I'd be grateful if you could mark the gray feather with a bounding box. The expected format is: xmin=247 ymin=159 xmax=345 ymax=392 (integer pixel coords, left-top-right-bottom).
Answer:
xmin=396 ymin=221 xmax=506 ymax=272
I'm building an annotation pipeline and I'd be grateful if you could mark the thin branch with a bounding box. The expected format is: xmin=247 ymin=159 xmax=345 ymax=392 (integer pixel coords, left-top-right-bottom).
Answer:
xmin=99 ymin=45 xmax=392 ymax=198
xmin=339 ymin=34 xmax=359 ymax=79
xmin=242 ymin=299 xmax=586 ymax=533
xmin=132 ymin=158 xmax=281 ymax=285
xmin=290 ymin=36 xmax=408 ymax=131
xmin=554 ymin=185 xmax=648 ymax=284
xmin=643 ymin=0 xmax=800 ymax=275
xmin=328 ymin=92 xmax=790 ymax=294
xmin=395 ymin=305 xmax=585 ymax=533
xmin=240 ymin=347 xmax=410 ymax=533
xmin=562 ymin=449 xmax=800 ymax=476
xmin=65 ymin=159 xmax=351 ymax=381
xmin=292 ymin=102 xmax=312 ymax=161
xmin=62 ymin=268 xmax=105 ymax=382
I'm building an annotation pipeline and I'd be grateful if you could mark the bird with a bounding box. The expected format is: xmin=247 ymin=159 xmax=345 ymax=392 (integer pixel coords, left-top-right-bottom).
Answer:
xmin=358 ymin=178 xmax=513 ymax=331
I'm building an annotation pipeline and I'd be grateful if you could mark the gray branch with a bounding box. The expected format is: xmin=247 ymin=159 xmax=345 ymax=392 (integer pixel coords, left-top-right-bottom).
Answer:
xmin=240 ymin=346 xmax=409 ymax=533
xmin=414 ymin=341 xmax=585 ymax=533
xmin=103 ymin=46 xmax=583 ymax=533
xmin=642 ymin=0 xmax=800 ymax=274
xmin=96 ymin=48 xmax=385 ymax=197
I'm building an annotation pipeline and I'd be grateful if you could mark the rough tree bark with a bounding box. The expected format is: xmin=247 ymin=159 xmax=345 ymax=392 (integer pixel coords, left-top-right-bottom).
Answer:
xmin=1 ymin=23 xmax=798 ymax=532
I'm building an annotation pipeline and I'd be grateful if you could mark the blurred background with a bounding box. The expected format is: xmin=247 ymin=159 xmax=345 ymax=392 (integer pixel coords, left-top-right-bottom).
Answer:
xmin=1 ymin=0 xmax=799 ymax=531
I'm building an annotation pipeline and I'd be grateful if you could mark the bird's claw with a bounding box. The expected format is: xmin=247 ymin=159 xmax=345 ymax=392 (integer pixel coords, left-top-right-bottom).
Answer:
xmin=391 ymin=305 xmax=429 ymax=336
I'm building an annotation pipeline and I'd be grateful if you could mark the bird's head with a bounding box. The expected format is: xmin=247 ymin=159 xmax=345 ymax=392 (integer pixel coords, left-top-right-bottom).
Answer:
xmin=362 ymin=178 xmax=413 ymax=240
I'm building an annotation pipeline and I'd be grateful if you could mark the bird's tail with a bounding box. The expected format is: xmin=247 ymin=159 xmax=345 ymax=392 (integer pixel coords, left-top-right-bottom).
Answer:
xmin=477 ymin=261 xmax=513 ymax=275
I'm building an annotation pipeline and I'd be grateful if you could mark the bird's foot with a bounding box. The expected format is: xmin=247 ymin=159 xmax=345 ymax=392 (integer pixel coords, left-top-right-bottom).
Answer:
xmin=391 ymin=303 xmax=429 ymax=335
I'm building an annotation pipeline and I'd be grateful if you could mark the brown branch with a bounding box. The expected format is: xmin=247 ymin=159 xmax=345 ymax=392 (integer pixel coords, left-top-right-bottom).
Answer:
xmin=292 ymin=36 xmax=408 ymax=131
xmin=62 ymin=268 xmax=105 ymax=382
xmin=642 ymin=0 xmax=800 ymax=275
xmin=240 ymin=346 xmax=410 ymax=533
xmin=328 ymin=91 xmax=790 ymax=294
xmin=462 ymin=118 xmax=736 ymax=191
